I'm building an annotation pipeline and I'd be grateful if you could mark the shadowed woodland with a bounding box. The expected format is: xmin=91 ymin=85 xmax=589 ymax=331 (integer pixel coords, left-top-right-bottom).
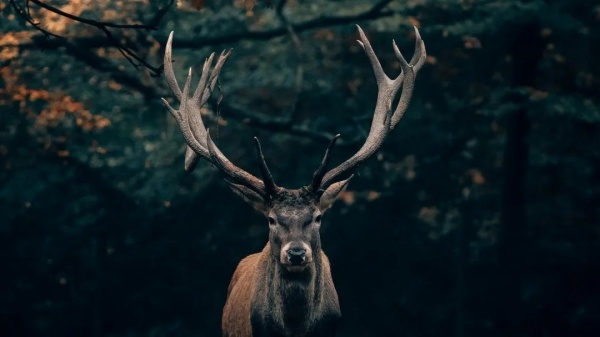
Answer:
xmin=1 ymin=0 xmax=600 ymax=336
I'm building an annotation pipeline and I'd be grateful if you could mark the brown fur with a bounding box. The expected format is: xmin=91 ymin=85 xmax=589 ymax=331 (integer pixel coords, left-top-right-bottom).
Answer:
xmin=222 ymin=252 xmax=260 ymax=337
xmin=222 ymin=243 xmax=340 ymax=337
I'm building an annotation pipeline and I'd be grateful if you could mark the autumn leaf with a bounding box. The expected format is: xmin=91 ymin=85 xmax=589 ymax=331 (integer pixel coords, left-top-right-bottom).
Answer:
xmin=0 ymin=66 xmax=110 ymax=154
xmin=366 ymin=191 xmax=381 ymax=202
xmin=245 ymin=0 xmax=257 ymax=16
xmin=463 ymin=36 xmax=482 ymax=49
xmin=467 ymin=169 xmax=486 ymax=185
xmin=191 ymin=0 xmax=205 ymax=10
xmin=527 ymin=87 xmax=549 ymax=101
xmin=339 ymin=191 xmax=356 ymax=206
xmin=418 ymin=207 xmax=439 ymax=226
xmin=408 ymin=16 xmax=420 ymax=28
xmin=108 ymin=80 xmax=123 ymax=91
xmin=35 ymin=0 xmax=91 ymax=34
xmin=0 ymin=32 xmax=34 ymax=61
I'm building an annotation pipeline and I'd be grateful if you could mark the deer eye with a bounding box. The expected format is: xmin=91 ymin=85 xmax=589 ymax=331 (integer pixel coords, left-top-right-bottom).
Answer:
xmin=268 ymin=217 xmax=276 ymax=225
xmin=315 ymin=214 xmax=322 ymax=223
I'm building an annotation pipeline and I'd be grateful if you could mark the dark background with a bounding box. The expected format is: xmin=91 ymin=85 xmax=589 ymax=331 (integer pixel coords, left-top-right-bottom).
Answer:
xmin=1 ymin=0 xmax=600 ymax=336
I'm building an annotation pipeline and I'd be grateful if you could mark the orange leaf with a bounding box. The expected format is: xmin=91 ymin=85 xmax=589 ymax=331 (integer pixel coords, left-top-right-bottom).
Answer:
xmin=191 ymin=0 xmax=204 ymax=10
xmin=366 ymin=191 xmax=381 ymax=201
xmin=339 ymin=191 xmax=356 ymax=206
xmin=108 ymin=80 xmax=122 ymax=91
xmin=468 ymin=169 xmax=486 ymax=185
xmin=245 ymin=0 xmax=256 ymax=16
xmin=463 ymin=36 xmax=482 ymax=49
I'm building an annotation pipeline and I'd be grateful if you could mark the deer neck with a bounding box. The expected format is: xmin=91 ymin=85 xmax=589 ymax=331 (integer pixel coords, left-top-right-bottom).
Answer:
xmin=265 ymin=245 xmax=325 ymax=332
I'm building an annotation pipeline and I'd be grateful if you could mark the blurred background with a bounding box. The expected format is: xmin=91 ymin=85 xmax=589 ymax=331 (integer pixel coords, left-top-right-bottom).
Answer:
xmin=1 ymin=0 xmax=599 ymax=336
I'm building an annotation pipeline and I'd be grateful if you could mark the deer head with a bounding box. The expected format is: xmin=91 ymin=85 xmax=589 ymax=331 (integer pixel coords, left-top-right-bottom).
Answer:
xmin=161 ymin=25 xmax=426 ymax=275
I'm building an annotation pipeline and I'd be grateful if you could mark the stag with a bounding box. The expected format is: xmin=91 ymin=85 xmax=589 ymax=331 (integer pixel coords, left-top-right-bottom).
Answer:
xmin=161 ymin=25 xmax=426 ymax=337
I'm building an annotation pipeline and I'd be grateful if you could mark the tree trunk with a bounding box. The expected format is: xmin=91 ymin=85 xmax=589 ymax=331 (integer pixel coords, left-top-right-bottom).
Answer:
xmin=496 ymin=21 xmax=545 ymax=337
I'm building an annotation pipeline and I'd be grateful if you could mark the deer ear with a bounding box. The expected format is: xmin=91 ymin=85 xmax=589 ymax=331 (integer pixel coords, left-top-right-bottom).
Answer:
xmin=318 ymin=176 xmax=353 ymax=211
xmin=227 ymin=182 xmax=270 ymax=215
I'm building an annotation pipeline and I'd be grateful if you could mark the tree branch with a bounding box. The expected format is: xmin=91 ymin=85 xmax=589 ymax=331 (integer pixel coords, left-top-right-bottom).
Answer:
xmin=59 ymin=41 xmax=158 ymax=100
xmin=8 ymin=0 xmax=64 ymax=38
xmin=53 ymin=45 xmax=361 ymax=146
xmin=28 ymin=0 xmax=171 ymax=30
xmin=9 ymin=0 xmax=175 ymax=76
xmin=5 ymin=0 xmax=393 ymax=145
xmin=6 ymin=0 xmax=395 ymax=52
xmin=158 ymin=0 xmax=395 ymax=49
xmin=214 ymin=100 xmax=363 ymax=146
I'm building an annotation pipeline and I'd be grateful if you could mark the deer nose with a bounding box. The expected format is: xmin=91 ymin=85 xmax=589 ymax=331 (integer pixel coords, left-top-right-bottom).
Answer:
xmin=286 ymin=247 xmax=306 ymax=265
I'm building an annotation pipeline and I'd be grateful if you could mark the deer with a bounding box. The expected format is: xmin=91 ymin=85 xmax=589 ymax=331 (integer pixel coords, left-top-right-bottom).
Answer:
xmin=161 ymin=25 xmax=426 ymax=337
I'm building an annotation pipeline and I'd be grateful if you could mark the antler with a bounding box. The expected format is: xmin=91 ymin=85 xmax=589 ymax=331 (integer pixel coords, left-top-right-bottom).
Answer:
xmin=311 ymin=25 xmax=427 ymax=191
xmin=162 ymin=32 xmax=279 ymax=199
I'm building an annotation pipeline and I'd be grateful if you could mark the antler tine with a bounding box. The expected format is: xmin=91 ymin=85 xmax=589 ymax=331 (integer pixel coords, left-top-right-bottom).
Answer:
xmin=408 ymin=27 xmax=427 ymax=71
xmin=253 ymin=137 xmax=278 ymax=196
xmin=184 ymin=146 xmax=200 ymax=171
xmin=390 ymin=27 xmax=427 ymax=86
xmin=310 ymin=134 xmax=340 ymax=192
xmin=356 ymin=25 xmax=387 ymax=87
xmin=389 ymin=27 xmax=426 ymax=128
xmin=162 ymin=32 xmax=210 ymax=172
xmin=318 ymin=26 xmax=426 ymax=190
xmin=191 ymin=52 xmax=215 ymax=102
xmin=195 ymin=49 xmax=232 ymax=108
xmin=161 ymin=66 xmax=208 ymax=159
xmin=161 ymin=94 xmax=192 ymax=166
xmin=206 ymin=50 xmax=232 ymax=98
xmin=162 ymin=32 xmax=271 ymax=198
xmin=164 ymin=31 xmax=182 ymax=100
xmin=390 ymin=41 xmax=415 ymax=128
xmin=185 ymin=50 xmax=232 ymax=171
xmin=184 ymin=52 xmax=215 ymax=171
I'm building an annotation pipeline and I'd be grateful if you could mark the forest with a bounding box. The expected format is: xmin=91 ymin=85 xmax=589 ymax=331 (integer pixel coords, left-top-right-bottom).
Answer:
xmin=1 ymin=0 xmax=599 ymax=336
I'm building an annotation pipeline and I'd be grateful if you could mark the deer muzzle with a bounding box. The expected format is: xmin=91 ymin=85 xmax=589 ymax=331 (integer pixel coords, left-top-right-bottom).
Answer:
xmin=287 ymin=247 xmax=306 ymax=265
xmin=281 ymin=242 xmax=311 ymax=272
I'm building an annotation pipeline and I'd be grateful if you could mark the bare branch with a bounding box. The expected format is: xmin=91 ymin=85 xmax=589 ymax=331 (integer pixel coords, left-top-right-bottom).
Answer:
xmin=5 ymin=0 xmax=396 ymax=149
xmin=8 ymin=0 xmax=64 ymax=38
xmin=9 ymin=0 xmax=175 ymax=76
xmin=214 ymin=99 xmax=362 ymax=146
xmin=27 ymin=0 xmax=171 ymax=30
xmin=6 ymin=0 xmax=395 ymax=52
xmin=164 ymin=0 xmax=395 ymax=49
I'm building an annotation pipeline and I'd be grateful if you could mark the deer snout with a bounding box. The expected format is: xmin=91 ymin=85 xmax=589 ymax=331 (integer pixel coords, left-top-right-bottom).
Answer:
xmin=281 ymin=242 xmax=311 ymax=270
xmin=286 ymin=247 xmax=306 ymax=265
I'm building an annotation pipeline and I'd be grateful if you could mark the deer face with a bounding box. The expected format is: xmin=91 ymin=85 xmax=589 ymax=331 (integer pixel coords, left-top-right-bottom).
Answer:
xmin=267 ymin=192 xmax=320 ymax=273
xmin=229 ymin=180 xmax=351 ymax=273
